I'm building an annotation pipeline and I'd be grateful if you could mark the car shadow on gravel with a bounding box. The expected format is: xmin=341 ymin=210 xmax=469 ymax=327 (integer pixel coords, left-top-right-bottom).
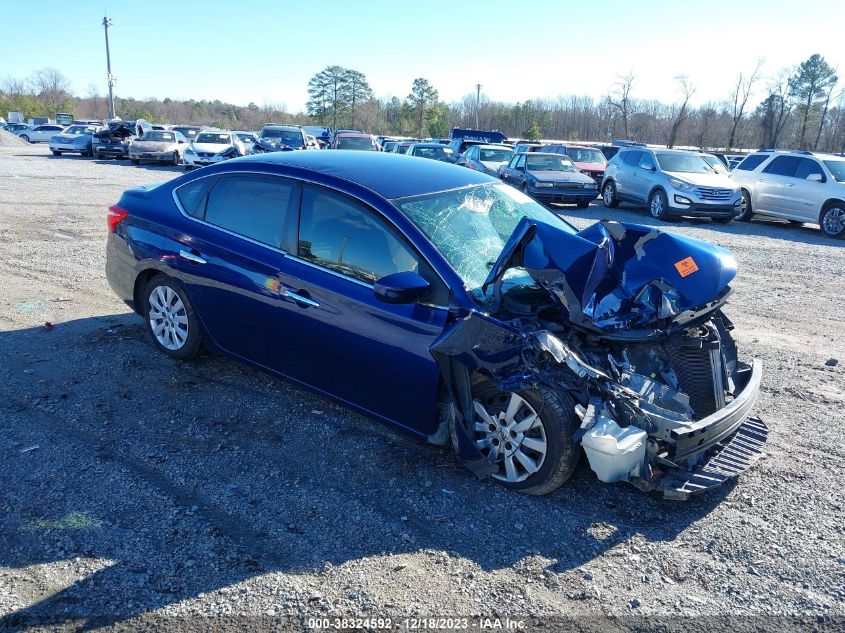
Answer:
xmin=556 ymin=203 xmax=842 ymax=247
xmin=0 ymin=315 xmax=733 ymax=628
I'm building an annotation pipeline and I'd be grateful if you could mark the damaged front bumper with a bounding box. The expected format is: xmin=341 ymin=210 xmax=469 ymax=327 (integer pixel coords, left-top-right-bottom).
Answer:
xmin=633 ymin=359 xmax=766 ymax=499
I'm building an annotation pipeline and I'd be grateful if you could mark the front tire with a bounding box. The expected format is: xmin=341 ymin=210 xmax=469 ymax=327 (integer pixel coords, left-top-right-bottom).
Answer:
xmin=820 ymin=203 xmax=845 ymax=239
xmin=648 ymin=189 xmax=671 ymax=220
xmin=172 ymin=151 xmax=180 ymax=166
xmin=130 ymin=159 xmax=139 ymax=165
xmin=602 ymin=181 xmax=619 ymax=208
xmin=20 ymin=135 xmax=30 ymax=143
xmin=737 ymin=190 xmax=754 ymax=221
xmin=143 ymin=276 xmax=202 ymax=360
xmin=454 ymin=380 xmax=580 ymax=495
xmin=51 ymin=150 xmax=61 ymax=156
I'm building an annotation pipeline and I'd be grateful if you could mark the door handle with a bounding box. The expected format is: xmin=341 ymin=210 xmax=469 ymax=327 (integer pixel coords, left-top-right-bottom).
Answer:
xmin=282 ymin=288 xmax=319 ymax=308
xmin=179 ymin=249 xmax=206 ymax=264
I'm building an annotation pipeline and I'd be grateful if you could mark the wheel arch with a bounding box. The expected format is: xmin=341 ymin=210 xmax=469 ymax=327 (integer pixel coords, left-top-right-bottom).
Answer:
xmin=132 ymin=268 xmax=166 ymax=315
xmin=820 ymin=197 xmax=845 ymax=220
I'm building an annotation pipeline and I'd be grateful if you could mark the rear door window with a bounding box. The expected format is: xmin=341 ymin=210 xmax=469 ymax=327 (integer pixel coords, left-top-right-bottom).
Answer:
xmin=622 ymin=150 xmax=643 ymax=166
xmin=763 ymin=156 xmax=801 ymax=177
xmin=202 ymin=175 xmax=298 ymax=249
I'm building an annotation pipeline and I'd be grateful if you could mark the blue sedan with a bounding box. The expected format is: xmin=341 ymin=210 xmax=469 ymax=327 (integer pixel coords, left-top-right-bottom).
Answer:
xmin=106 ymin=151 xmax=766 ymax=497
xmin=498 ymin=152 xmax=598 ymax=207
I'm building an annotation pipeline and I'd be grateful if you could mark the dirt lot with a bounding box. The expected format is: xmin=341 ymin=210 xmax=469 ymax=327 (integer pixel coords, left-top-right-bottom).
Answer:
xmin=0 ymin=144 xmax=843 ymax=632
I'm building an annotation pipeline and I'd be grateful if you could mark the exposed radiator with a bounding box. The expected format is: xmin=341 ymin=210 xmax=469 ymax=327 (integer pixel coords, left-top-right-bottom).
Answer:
xmin=668 ymin=324 xmax=726 ymax=418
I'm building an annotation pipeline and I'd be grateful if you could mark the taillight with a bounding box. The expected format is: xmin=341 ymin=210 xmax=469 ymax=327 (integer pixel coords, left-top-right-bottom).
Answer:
xmin=107 ymin=205 xmax=128 ymax=232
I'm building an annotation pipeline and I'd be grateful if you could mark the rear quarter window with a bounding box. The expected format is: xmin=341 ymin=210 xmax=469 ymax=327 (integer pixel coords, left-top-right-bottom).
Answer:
xmin=735 ymin=154 xmax=769 ymax=171
xmin=175 ymin=178 xmax=214 ymax=218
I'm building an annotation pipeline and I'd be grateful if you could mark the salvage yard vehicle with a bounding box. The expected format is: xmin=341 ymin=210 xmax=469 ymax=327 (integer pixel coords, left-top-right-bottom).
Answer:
xmin=259 ymin=124 xmax=310 ymax=150
xmin=498 ymin=152 xmax=598 ymax=207
xmin=105 ymin=152 xmax=766 ymax=499
xmin=729 ymin=150 xmax=845 ymax=238
xmin=129 ymin=130 xmax=188 ymax=165
xmin=171 ymin=125 xmax=206 ymax=141
xmin=183 ymin=130 xmax=245 ymax=170
xmin=16 ymin=123 xmax=65 ymax=143
xmin=602 ymin=147 xmax=741 ymax=222
xmin=48 ymin=122 xmax=103 ymax=156
xmin=457 ymin=144 xmax=514 ymax=176
xmin=92 ymin=120 xmax=153 ymax=159
xmin=539 ymin=143 xmax=608 ymax=185
xmin=331 ymin=133 xmax=380 ymax=151
xmin=405 ymin=142 xmax=455 ymax=162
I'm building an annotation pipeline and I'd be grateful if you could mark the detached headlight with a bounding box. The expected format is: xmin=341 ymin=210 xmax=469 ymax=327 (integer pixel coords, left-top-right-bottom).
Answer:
xmin=668 ymin=178 xmax=695 ymax=191
xmin=535 ymin=181 xmax=554 ymax=188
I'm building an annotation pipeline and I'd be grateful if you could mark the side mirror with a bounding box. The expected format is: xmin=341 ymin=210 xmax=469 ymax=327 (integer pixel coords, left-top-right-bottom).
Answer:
xmin=515 ymin=165 xmax=525 ymax=172
xmin=374 ymin=271 xmax=430 ymax=304
xmin=807 ymin=173 xmax=823 ymax=182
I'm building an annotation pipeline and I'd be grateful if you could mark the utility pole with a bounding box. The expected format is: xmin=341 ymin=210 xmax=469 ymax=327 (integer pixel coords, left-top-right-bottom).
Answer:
xmin=475 ymin=84 xmax=482 ymax=129
xmin=102 ymin=16 xmax=115 ymax=119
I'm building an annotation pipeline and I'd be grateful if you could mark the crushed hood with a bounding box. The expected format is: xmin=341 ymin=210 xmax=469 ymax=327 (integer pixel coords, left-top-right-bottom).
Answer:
xmin=94 ymin=124 xmax=134 ymax=139
xmin=483 ymin=218 xmax=737 ymax=338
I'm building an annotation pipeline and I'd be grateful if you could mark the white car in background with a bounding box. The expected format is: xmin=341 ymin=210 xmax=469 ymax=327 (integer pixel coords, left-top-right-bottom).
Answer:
xmin=17 ymin=124 xmax=66 ymax=143
xmin=730 ymin=150 xmax=845 ymax=239
xmin=183 ymin=131 xmax=245 ymax=170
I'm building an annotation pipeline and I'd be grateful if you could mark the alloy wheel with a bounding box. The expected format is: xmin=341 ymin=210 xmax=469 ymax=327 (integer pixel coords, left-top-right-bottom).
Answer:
xmin=148 ymin=285 xmax=189 ymax=350
xmin=650 ymin=193 xmax=665 ymax=218
xmin=603 ymin=184 xmax=614 ymax=205
xmin=472 ymin=393 xmax=547 ymax=483
xmin=822 ymin=206 xmax=845 ymax=236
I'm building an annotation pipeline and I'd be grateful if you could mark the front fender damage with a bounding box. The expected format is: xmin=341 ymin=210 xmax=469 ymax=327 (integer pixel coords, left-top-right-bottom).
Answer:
xmin=433 ymin=218 xmax=766 ymax=498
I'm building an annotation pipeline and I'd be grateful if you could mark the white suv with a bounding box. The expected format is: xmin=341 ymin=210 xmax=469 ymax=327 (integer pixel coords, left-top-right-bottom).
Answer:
xmin=730 ymin=150 xmax=845 ymax=239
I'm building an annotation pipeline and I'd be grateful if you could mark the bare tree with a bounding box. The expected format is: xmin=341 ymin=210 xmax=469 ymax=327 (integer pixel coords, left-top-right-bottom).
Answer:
xmin=727 ymin=59 xmax=763 ymax=150
xmin=30 ymin=68 xmax=72 ymax=113
xmin=667 ymin=76 xmax=695 ymax=148
xmin=813 ymin=84 xmax=841 ymax=150
xmin=605 ymin=72 xmax=635 ymax=138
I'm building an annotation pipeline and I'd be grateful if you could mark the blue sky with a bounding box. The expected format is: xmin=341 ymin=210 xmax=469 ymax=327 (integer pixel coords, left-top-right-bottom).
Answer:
xmin=3 ymin=0 xmax=844 ymax=111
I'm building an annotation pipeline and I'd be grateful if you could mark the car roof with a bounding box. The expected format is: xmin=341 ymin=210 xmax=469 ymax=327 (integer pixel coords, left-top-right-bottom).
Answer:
xmin=475 ymin=144 xmax=512 ymax=149
xmin=337 ymin=132 xmax=372 ymax=138
xmin=235 ymin=151 xmax=494 ymax=199
xmin=411 ymin=143 xmax=447 ymax=148
xmin=521 ymin=152 xmax=573 ymax=158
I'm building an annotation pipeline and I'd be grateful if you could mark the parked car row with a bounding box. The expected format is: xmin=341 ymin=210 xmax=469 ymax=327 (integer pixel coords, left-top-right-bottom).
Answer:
xmin=28 ymin=120 xmax=845 ymax=238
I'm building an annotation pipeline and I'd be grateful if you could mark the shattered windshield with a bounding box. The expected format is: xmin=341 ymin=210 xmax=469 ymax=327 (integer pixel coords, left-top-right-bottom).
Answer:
xmin=394 ymin=183 xmax=574 ymax=296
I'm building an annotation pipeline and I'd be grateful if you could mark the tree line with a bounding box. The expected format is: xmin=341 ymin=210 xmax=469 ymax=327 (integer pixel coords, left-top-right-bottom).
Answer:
xmin=2 ymin=54 xmax=843 ymax=153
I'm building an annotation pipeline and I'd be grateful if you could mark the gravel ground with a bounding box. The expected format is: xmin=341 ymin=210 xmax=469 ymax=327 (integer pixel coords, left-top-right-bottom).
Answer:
xmin=0 ymin=145 xmax=843 ymax=632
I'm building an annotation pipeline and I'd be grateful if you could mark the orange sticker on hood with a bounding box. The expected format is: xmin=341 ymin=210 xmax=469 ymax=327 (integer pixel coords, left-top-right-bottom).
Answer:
xmin=674 ymin=256 xmax=699 ymax=277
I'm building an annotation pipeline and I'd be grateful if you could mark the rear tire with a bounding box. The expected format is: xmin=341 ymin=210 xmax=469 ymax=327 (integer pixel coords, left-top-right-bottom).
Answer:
xmin=602 ymin=181 xmax=619 ymax=208
xmin=142 ymin=275 xmax=202 ymax=360
xmin=130 ymin=159 xmax=139 ymax=165
xmin=451 ymin=379 xmax=580 ymax=496
xmin=737 ymin=190 xmax=754 ymax=221
xmin=172 ymin=151 xmax=180 ymax=166
xmin=820 ymin=203 xmax=845 ymax=239
xmin=52 ymin=151 xmax=61 ymax=156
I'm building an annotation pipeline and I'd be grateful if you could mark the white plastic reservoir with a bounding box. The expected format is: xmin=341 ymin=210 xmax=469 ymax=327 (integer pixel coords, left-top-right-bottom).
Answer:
xmin=581 ymin=416 xmax=647 ymax=483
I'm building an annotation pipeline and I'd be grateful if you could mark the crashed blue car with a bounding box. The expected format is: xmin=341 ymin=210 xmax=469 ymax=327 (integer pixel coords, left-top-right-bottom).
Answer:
xmin=105 ymin=152 xmax=766 ymax=499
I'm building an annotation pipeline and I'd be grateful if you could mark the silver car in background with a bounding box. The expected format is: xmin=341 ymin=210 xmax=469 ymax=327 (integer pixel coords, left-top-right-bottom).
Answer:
xmin=129 ymin=130 xmax=189 ymax=165
xmin=601 ymin=147 xmax=741 ymax=222
xmin=49 ymin=123 xmax=104 ymax=156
